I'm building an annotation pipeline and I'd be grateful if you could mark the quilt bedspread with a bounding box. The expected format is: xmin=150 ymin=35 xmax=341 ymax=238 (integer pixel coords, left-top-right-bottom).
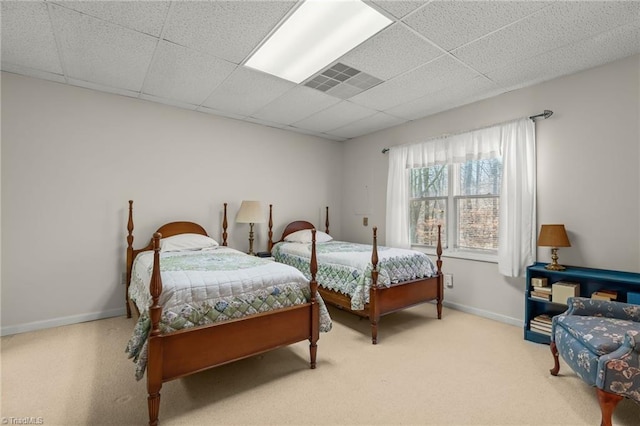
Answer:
xmin=272 ymin=241 xmax=437 ymax=311
xmin=125 ymin=247 xmax=332 ymax=380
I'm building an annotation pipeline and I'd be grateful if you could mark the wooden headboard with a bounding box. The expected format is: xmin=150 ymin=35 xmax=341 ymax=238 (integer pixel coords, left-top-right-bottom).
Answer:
xmin=267 ymin=205 xmax=330 ymax=251
xmin=125 ymin=200 xmax=229 ymax=318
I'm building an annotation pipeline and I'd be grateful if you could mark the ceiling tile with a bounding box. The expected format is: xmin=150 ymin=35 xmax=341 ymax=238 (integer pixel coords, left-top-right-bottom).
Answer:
xmin=251 ymin=86 xmax=341 ymax=125
xmin=368 ymin=0 xmax=426 ymax=19
xmin=1 ymin=2 xmax=63 ymax=74
xmin=143 ymin=41 xmax=236 ymax=106
xmin=292 ymin=101 xmax=378 ymax=133
xmin=404 ymin=1 xmax=552 ymax=51
xmin=338 ymin=23 xmax=443 ymax=81
xmin=385 ymin=76 xmax=499 ymax=120
xmin=48 ymin=4 xmax=157 ymax=92
xmin=453 ymin=1 xmax=640 ymax=74
xmin=203 ymin=67 xmax=295 ymax=117
xmin=163 ymin=1 xmax=297 ymax=64
xmin=326 ymin=112 xmax=407 ymax=139
xmin=488 ymin=21 xmax=640 ymax=91
xmin=350 ymin=55 xmax=480 ymax=111
xmin=55 ymin=0 xmax=170 ymax=37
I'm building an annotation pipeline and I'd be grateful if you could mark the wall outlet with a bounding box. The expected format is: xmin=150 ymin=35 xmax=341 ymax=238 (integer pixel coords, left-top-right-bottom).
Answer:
xmin=445 ymin=273 xmax=453 ymax=288
xmin=363 ymin=217 xmax=368 ymax=226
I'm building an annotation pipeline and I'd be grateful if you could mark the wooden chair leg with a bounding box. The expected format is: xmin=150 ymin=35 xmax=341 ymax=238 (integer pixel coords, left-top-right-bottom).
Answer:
xmin=550 ymin=341 xmax=560 ymax=376
xmin=597 ymin=388 xmax=623 ymax=426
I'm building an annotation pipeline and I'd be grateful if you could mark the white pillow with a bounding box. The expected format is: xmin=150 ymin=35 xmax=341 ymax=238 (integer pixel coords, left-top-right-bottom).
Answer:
xmin=284 ymin=229 xmax=333 ymax=243
xmin=160 ymin=233 xmax=219 ymax=252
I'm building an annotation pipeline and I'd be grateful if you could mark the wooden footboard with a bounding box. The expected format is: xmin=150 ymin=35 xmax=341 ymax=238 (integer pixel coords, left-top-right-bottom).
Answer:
xmin=127 ymin=202 xmax=320 ymax=425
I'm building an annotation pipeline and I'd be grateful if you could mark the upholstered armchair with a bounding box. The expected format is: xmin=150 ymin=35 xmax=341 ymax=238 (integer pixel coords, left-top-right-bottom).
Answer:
xmin=550 ymin=297 xmax=640 ymax=426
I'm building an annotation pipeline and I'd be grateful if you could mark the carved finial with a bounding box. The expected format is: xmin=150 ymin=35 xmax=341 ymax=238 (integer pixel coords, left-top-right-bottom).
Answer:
xmin=222 ymin=203 xmax=228 ymax=246
xmin=325 ymin=206 xmax=330 ymax=234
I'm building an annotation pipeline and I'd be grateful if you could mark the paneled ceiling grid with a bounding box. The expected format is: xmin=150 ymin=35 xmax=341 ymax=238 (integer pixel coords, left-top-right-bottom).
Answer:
xmin=2 ymin=1 xmax=639 ymax=141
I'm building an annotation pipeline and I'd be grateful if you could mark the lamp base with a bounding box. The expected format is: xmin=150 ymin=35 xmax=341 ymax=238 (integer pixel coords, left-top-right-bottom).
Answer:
xmin=545 ymin=247 xmax=566 ymax=271
xmin=247 ymin=223 xmax=255 ymax=256
xmin=544 ymin=263 xmax=566 ymax=271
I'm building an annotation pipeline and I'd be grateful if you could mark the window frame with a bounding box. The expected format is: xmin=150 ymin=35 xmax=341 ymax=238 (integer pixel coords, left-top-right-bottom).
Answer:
xmin=409 ymin=161 xmax=501 ymax=263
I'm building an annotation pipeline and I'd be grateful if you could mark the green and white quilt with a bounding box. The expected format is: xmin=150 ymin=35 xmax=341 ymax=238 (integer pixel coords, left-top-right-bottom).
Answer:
xmin=272 ymin=241 xmax=437 ymax=311
xmin=125 ymin=247 xmax=332 ymax=380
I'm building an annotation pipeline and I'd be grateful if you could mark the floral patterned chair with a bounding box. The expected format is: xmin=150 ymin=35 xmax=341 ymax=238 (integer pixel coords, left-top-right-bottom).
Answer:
xmin=550 ymin=297 xmax=640 ymax=426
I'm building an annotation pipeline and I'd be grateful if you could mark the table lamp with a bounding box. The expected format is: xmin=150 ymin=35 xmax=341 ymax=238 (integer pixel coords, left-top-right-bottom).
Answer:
xmin=537 ymin=224 xmax=571 ymax=271
xmin=236 ymin=201 xmax=264 ymax=255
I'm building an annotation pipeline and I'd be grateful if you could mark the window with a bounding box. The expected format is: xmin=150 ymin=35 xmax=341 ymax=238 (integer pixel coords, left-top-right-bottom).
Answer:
xmin=409 ymin=158 xmax=502 ymax=254
xmin=386 ymin=118 xmax=534 ymax=276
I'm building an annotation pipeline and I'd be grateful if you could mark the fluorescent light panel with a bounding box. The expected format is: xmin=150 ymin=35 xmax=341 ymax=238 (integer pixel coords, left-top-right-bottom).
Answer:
xmin=244 ymin=0 xmax=392 ymax=84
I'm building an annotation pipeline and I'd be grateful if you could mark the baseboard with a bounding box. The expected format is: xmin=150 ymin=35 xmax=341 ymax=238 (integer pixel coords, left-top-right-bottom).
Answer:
xmin=441 ymin=300 xmax=523 ymax=328
xmin=1 ymin=307 xmax=127 ymax=336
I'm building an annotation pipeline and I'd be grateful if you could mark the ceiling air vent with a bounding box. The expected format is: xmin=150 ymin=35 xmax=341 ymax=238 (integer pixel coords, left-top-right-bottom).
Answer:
xmin=304 ymin=63 xmax=383 ymax=99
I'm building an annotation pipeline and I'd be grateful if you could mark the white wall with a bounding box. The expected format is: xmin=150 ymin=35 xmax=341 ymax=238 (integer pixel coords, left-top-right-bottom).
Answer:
xmin=1 ymin=72 xmax=343 ymax=335
xmin=3 ymin=55 xmax=639 ymax=335
xmin=341 ymin=54 xmax=640 ymax=325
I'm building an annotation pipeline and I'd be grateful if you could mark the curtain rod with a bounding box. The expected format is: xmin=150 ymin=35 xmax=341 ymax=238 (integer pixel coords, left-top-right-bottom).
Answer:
xmin=381 ymin=109 xmax=554 ymax=154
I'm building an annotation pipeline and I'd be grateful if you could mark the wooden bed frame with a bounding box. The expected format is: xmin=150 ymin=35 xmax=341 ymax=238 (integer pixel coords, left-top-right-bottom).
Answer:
xmin=125 ymin=200 xmax=320 ymax=425
xmin=268 ymin=205 xmax=443 ymax=344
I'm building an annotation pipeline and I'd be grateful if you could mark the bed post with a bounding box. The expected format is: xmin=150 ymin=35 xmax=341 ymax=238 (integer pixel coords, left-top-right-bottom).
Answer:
xmin=309 ymin=229 xmax=319 ymax=368
xmin=147 ymin=232 xmax=163 ymax=426
xmin=268 ymin=204 xmax=274 ymax=252
xmin=325 ymin=206 xmax=330 ymax=234
xmin=370 ymin=227 xmax=380 ymax=344
xmin=436 ymin=224 xmax=443 ymax=320
xmin=126 ymin=200 xmax=134 ymax=318
xmin=222 ymin=203 xmax=228 ymax=246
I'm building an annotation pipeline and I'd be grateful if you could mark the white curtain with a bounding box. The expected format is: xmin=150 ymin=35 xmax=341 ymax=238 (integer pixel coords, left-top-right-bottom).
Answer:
xmin=386 ymin=147 xmax=410 ymax=248
xmin=385 ymin=117 xmax=536 ymax=276
xmin=497 ymin=118 xmax=536 ymax=277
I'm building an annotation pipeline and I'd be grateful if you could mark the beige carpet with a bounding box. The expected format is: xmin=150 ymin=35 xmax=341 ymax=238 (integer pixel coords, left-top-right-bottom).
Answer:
xmin=2 ymin=305 xmax=639 ymax=425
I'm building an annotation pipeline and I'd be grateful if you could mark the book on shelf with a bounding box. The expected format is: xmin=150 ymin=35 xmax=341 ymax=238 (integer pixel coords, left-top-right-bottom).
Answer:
xmin=591 ymin=289 xmax=618 ymax=301
xmin=531 ymin=294 xmax=551 ymax=302
xmin=530 ymin=290 xmax=551 ymax=300
xmin=552 ymin=281 xmax=580 ymax=305
xmin=592 ymin=292 xmax=612 ymax=301
xmin=530 ymin=320 xmax=552 ymax=331
xmin=531 ymin=277 xmax=548 ymax=287
xmin=532 ymin=285 xmax=552 ymax=294
xmin=533 ymin=314 xmax=553 ymax=324
xmin=530 ymin=325 xmax=551 ymax=336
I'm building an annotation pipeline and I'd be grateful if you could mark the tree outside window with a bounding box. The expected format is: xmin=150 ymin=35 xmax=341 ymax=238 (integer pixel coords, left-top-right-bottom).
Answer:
xmin=410 ymin=158 xmax=502 ymax=252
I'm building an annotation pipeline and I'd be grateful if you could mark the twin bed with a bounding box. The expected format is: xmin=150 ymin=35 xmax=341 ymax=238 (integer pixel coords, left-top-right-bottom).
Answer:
xmin=124 ymin=201 xmax=331 ymax=425
xmin=125 ymin=202 xmax=442 ymax=424
xmin=269 ymin=206 xmax=444 ymax=344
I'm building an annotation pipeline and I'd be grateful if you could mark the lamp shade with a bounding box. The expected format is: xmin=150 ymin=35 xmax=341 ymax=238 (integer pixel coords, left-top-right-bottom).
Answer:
xmin=236 ymin=201 xmax=264 ymax=224
xmin=537 ymin=224 xmax=571 ymax=247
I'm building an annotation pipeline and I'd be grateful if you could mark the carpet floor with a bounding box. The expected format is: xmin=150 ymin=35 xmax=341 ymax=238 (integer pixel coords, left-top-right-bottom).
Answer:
xmin=2 ymin=304 xmax=639 ymax=425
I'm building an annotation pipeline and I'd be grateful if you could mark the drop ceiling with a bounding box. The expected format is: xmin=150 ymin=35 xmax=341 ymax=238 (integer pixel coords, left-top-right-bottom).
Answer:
xmin=2 ymin=1 xmax=639 ymax=141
